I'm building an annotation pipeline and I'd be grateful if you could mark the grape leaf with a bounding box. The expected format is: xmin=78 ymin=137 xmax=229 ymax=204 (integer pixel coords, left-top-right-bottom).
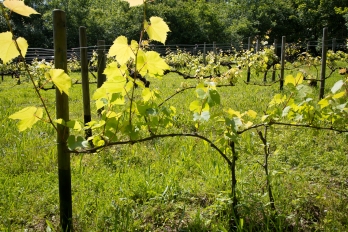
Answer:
xmin=318 ymin=98 xmax=329 ymax=109
xmin=0 ymin=32 xmax=28 ymax=64
xmin=295 ymin=73 xmax=304 ymax=85
xmin=3 ymin=0 xmax=40 ymax=17
xmin=142 ymin=88 xmax=155 ymax=102
xmin=246 ymin=110 xmax=257 ymax=118
xmin=67 ymin=135 xmax=88 ymax=151
xmin=189 ymin=100 xmax=201 ymax=113
xmin=144 ymin=17 xmax=170 ymax=44
xmin=137 ymin=51 xmax=170 ymax=78
xmin=124 ymin=0 xmax=143 ymax=7
xmin=46 ymin=69 xmax=71 ymax=96
xmin=284 ymin=75 xmax=295 ymax=86
xmin=331 ymin=80 xmax=344 ymax=94
xmin=9 ymin=107 xmax=43 ymax=131
xmin=108 ymin=36 xmax=135 ymax=65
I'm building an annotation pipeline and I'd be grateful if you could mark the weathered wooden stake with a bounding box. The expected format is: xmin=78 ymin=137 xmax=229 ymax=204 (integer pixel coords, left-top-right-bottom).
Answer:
xmin=79 ymin=26 xmax=92 ymax=139
xmin=203 ymin=42 xmax=207 ymax=66
xmin=332 ymin=38 xmax=336 ymax=52
xmin=319 ymin=28 xmax=328 ymax=100
xmin=53 ymin=9 xmax=72 ymax=231
xmin=271 ymin=39 xmax=277 ymax=82
xmin=280 ymin=36 xmax=286 ymax=90
xmin=255 ymin=39 xmax=260 ymax=52
xmin=213 ymin=41 xmax=217 ymax=63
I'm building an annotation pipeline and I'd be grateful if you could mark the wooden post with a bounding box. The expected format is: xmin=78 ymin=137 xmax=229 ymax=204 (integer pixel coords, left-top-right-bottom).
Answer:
xmin=203 ymin=42 xmax=207 ymax=66
xmin=256 ymin=39 xmax=260 ymax=52
xmin=79 ymin=27 xmax=92 ymax=139
xmin=246 ymin=37 xmax=251 ymax=82
xmin=53 ymin=9 xmax=72 ymax=231
xmin=97 ymin=40 xmax=106 ymax=88
xmin=280 ymin=36 xmax=286 ymax=90
xmin=332 ymin=38 xmax=336 ymax=52
xmin=272 ymin=39 xmax=277 ymax=82
xmin=319 ymin=28 xmax=328 ymax=100
xmin=213 ymin=41 xmax=217 ymax=63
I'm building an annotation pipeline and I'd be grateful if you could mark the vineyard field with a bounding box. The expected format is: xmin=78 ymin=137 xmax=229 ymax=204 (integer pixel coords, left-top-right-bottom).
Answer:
xmin=1 ymin=69 xmax=348 ymax=231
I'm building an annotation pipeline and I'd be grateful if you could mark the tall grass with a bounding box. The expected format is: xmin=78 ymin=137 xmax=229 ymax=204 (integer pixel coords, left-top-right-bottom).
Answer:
xmin=1 ymin=70 xmax=348 ymax=231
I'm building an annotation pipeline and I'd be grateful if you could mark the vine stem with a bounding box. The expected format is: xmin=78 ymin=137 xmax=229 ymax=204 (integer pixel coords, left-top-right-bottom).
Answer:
xmin=70 ymin=132 xmax=233 ymax=167
xmin=257 ymin=127 xmax=276 ymax=211
xmin=128 ymin=0 xmax=147 ymax=128
xmin=0 ymin=5 xmax=57 ymax=132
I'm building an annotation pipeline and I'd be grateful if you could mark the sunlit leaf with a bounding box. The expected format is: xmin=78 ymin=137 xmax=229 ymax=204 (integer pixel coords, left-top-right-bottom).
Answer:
xmin=142 ymin=88 xmax=154 ymax=102
xmin=332 ymin=91 xmax=346 ymax=99
xmin=261 ymin=115 xmax=269 ymax=122
xmin=226 ymin=109 xmax=242 ymax=118
xmin=295 ymin=73 xmax=304 ymax=85
xmin=318 ymin=98 xmax=329 ymax=109
xmin=137 ymin=51 xmax=170 ymax=78
xmin=284 ymin=75 xmax=295 ymax=86
xmin=0 ymin=32 xmax=28 ymax=64
xmin=331 ymin=80 xmax=344 ymax=94
xmin=246 ymin=110 xmax=257 ymax=118
xmin=189 ymin=100 xmax=201 ymax=113
xmin=47 ymin=69 xmax=71 ymax=95
xmin=124 ymin=0 xmax=143 ymax=7
xmin=108 ymin=36 xmax=134 ymax=65
xmin=3 ymin=0 xmax=40 ymax=17
xmin=9 ymin=107 xmax=43 ymax=131
xmin=144 ymin=16 xmax=170 ymax=44
xmin=66 ymin=120 xmax=82 ymax=131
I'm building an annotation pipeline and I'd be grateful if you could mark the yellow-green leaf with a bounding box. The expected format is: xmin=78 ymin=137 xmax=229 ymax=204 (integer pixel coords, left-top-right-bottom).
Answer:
xmin=9 ymin=107 xmax=43 ymax=131
xmin=318 ymin=98 xmax=329 ymax=109
xmin=295 ymin=73 xmax=304 ymax=85
xmin=104 ymin=62 xmax=125 ymax=79
xmin=142 ymin=88 xmax=155 ymax=102
xmin=108 ymin=36 xmax=134 ymax=65
xmin=261 ymin=115 xmax=269 ymax=122
xmin=124 ymin=0 xmax=143 ymax=7
xmin=66 ymin=121 xmax=82 ymax=131
xmin=226 ymin=108 xmax=242 ymax=118
xmin=332 ymin=91 xmax=346 ymax=99
xmin=189 ymin=100 xmax=201 ymax=113
xmin=0 ymin=32 xmax=28 ymax=64
xmin=246 ymin=110 xmax=257 ymax=118
xmin=144 ymin=16 xmax=170 ymax=44
xmin=137 ymin=51 xmax=170 ymax=78
xmin=3 ymin=0 xmax=40 ymax=17
xmin=47 ymin=69 xmax=71 ymax=96
xmin=284 ymin=75 xmax=295 ymax=86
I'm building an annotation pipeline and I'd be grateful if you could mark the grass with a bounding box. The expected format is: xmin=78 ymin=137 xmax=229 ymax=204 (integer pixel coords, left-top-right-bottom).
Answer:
xmin=1 ymin=66 xmax=348 ymax=231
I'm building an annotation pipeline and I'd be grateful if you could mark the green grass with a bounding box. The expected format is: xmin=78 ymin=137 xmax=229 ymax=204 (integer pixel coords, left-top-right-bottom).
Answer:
xmin=1 ymin=68 xmax=348 ymax=231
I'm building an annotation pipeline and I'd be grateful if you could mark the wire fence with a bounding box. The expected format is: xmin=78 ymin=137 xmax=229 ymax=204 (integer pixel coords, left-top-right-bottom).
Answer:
xmin=22 ymin=38 xmax=347 ymax=64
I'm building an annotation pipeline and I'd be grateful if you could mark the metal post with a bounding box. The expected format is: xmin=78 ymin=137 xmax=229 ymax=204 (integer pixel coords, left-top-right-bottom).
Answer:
xmin=280 ymin=36 xmax=286 ymax=90
xmin=246 ymin=37 xmax=251 ymax=82
xmin=319 ymin=28 xmax=328 ymax=99
xmin=272 ymin=39 xmax=277 ymax=82
xmin=256 ymin=39 xmax=260 ymax=52
xmin=53 ymin=9 xmax=72 ymax=231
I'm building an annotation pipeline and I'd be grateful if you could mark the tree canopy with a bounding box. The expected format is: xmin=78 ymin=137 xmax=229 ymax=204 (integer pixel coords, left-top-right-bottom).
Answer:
xmin=1 ymin=0 xmax=347 ymax=48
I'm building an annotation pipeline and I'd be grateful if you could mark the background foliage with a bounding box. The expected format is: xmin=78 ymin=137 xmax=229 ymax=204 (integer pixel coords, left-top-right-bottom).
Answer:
xmin=1 ymin=0 xmax=347 ymax=48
